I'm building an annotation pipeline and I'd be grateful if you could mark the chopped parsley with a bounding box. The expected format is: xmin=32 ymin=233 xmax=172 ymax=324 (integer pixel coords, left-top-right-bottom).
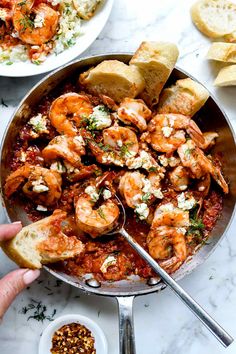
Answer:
xmin=18 ymin=15 xmax=34 ymax=31
xmin=120 ymin=143 xmax=134 ymax=158
xmin=20 ymin=299 xmax=56 ymax=322
xmin=142 ymin=192 xmax=151 ymax=202
xmin=97 ymin=207 xmax=106 ymax=220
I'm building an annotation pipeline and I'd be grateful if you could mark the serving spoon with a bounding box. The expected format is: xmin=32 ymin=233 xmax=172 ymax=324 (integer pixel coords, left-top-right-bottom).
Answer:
xmin=107 ymin=195 xmax=233 ymax=348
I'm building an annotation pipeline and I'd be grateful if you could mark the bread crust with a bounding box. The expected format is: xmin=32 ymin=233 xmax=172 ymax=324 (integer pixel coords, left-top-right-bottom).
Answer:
xmin=79 ymin=60 xmax=145 ymax=103
xmin=130 ymin=41 xmax=179 ymax=106
xmin=191 ymin=0 xmax=236 ymax=38
xmin=207 ymin=42 xmax=236 ymax=63
xmin=157 ymin=78 xmax=209 ymax=117
xmin=214 ymin=64 xmax=236 ymax=86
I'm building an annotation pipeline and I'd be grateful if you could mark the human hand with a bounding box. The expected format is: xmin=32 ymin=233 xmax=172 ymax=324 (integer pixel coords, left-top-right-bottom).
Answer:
xmin=0 ymin=222 xmax=40 ymax=320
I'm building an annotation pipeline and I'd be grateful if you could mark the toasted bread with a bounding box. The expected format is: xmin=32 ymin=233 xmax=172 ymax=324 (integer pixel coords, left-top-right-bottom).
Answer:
xmin=157 ymin=78 xmax=209 ymax=117
xmin=73 ymin=0 xmax=101 ymax=20
xmin=207 ymin=42 xmax=236 ymax=63
xmin=214 ymin=64 xmax=236 ymax=86
xmin=79 ymin=60 xmax=145 ymax=103
xmin=130 ymin=41 xmax=179 ymax=106
xmin=191 ymin=0 xmax=236 ymax=38
xmin=1 ymin=210 xmax=84 ymax=269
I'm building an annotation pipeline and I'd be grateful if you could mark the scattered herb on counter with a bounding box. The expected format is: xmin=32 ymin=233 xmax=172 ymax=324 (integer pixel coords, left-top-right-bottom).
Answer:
xmin=1 ymin=98 xmax=8 ymax=107
xmin=51 ymin=322 xmax=96 ymax=354
xmin=20 ymin=299 xmax=57 ymax=322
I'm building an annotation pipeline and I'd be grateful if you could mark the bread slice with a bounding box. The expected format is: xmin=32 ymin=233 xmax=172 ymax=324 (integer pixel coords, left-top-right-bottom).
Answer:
xmin=79 ymin=60 xmax=145 ymax=103
xmin=130 ymin=41 xmax=179 ymax=106
xmin=207 ymin=42 xmax=236 ymax=63
xmin=214 ymin=64 xmax=236 ymax=85
xmin=73 ymin=0 xmax=101 ymax=20
xmin=157 ymin=78 xmax=209 ymax=117
xmin=191 ymin=0 xmax=236 ymax=38
xmin=1 ymin=210 xmax=84 ymax=269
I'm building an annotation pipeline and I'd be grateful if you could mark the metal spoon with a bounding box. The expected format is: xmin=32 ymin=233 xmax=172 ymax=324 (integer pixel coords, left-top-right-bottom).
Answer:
xmin=108 ymin=195 xmax=233 ymax=347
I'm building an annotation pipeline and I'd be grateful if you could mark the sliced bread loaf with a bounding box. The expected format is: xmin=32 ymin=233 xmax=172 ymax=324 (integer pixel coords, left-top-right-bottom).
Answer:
xmin=207 ymin=42 xmax=236 ymax=63
xmin=79 ymin=60 xmax=145 ymax=103
xmin=129 ymin=41 xmax=179 ymax=106
xmin=214 ymin=64 xmax=236 ymax=85
xmin=1 ymin=210 xmax=84 ymax=269
xmin=157 ymin=78 xmax=209 ymax=117
xmin=191 ymin=0 xmax=236 ymax=38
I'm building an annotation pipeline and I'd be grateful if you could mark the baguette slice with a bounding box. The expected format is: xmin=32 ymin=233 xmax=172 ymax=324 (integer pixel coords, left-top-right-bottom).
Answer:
xmin=130 ymin=41 xmax=179 ymax=106
xmin=157 ymin=78 xmax=209 ymax=117
xmin=191 ymin=0 xmax=236 ymax=38
xmin=214 ymin=64 xmax=236 ymax=86
xmin=207 ymin=42 xmax=236 ymax=62
xmin=79 ymin=60 xmax=145 ymax=103
xmin=73 ymin=0 xmax=101 ymax=20
xmin=1 ymin=210 xmax=84 ymax=269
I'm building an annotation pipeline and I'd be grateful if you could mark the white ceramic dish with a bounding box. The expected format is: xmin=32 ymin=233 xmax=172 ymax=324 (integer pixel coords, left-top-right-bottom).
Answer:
xmin=38 ymin=313 xmax=108 ymax=354
xmin=0 ymin=0 xmax=114 ymax=77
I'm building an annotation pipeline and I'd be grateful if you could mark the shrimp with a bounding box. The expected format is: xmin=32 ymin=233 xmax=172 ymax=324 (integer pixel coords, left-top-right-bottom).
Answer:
xmin=169 ymin=165 xmax=189 ymax=191
xmin=147 ymin=113 xmax=205 ymax=155
xmin=49 ymin=93 xmax=93 ymax=136
xmin=82 ymin=126 xmax=139 ymax=167
xmin=75 ymin=193 xmax=120 ymax=238
xmin=147 ymin=203 xmax=190 ymax=273
xmin=4 ymin=164 xmax=62 ymax=206
xmin=177 ymin=139 xmax=229 ymax=193
xmin=42 ymin=135 xmax=86 ymax=167
xmin=119 ymin=171 xmax=144 ymax=208
xmin=119 ymin=171 xmax=164 ymax=209
xmin=117 ymin=98 xmax=152 ymax=131
xmin=12 ymin=0 xmax=59 ymax=45
xmin=202 ymin=132 xmax=219 ymax=150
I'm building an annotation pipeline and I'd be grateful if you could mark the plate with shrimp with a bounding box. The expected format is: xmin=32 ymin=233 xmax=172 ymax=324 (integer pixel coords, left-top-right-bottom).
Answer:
xmin=0 ymin=0 xmax=114 ymax=77
xmin=0 ymin=44 xmax=235 ymax=285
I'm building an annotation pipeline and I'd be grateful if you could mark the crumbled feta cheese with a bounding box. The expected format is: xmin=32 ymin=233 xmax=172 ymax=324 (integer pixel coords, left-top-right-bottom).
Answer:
xmin=179 ymin=184 xmax=188 ymax=191
xmin=162 ymin=126 xmax=173 ymax=138
xmin=198 ymin=186 xmax=205 ymax=192
xmin=177 ymin=193 xmax=196 ymax=210
xmin=158 ymin=155 xmax=168 ymax=167
xmin=117 ymin=140 xmax=123 ymax=147
xmin=50 ymin=161 xmax=66 ymax=174
xmin=36 ymin=205 xmax=48 ymax=212
xmin=74 ymin=135 xmax=85 ymax=145
xmin=85 ymin=185 xmax=99 ymax=202
xmin=34 ymin=14 xmax=45 ymax=28
xmin=159 ymin=203 xmax=174 ymax=212
xmin=19 ymin=151 xmax=27 ymax=162
xmin=28 ymin=113 xmax=48 ymax=134
xmin=133 ymin=193 xmax=142 ymax=202
xmin=168 ymin=115 xmax=176 ymax=127
xmin=177 ymin=227 xmax=186 ymax=234
xmin=126 ymin=150 xmax=158 ymax=171
xmin=102 ymin=153 xmax=124 ymax=167
xmin=135 ymin=203 xmax=149 ymax=220
xmin=33 ymin=184 xmax=49 ymax=193
xmin=50 ymin=0 xmax=61 ymax=5
xmin=152 ymin=188 xmax=164 ymax=199
xmin=103 ymin=189 xmax=112 ymax=200
xmin=142 ymin=178 xmax=152 ymax=194
xmin=100 ymin=256 xmax=117 ymax=273
xmin=88 ymin=105 xmax=112 ymax=130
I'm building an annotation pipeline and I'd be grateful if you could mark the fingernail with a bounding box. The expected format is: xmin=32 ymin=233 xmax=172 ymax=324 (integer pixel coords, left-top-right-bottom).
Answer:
xmin=13 ymin=221 xmax=22 ymax=225
xmin=23 ymin=270 xmax=40 ymax=285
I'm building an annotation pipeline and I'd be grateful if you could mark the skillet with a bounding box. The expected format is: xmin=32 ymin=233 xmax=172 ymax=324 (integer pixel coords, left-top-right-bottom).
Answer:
xmin=1 ymin=54 xmax=236 ymax=354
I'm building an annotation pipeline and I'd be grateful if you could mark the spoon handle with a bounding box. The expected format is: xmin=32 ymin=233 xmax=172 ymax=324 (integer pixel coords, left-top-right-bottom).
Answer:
xmin=120 ymin=228 xmax=233 ymax=347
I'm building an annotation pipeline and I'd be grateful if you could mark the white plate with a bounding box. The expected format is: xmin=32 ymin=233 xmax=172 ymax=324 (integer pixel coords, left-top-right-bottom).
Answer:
xmin=38 ymin=314 xmax=108 ymax=354
xmin=0 ymin=0 xmax=114 ymax=77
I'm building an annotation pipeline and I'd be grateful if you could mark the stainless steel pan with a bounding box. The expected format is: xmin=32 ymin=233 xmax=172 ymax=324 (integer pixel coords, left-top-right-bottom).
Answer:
xmin=1 ymin=54 xmax=236 ymax=354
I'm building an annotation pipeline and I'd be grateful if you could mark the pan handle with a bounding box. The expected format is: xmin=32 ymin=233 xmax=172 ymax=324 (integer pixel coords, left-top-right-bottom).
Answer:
xmin=116 ymin=296 xmax=136 ymax=354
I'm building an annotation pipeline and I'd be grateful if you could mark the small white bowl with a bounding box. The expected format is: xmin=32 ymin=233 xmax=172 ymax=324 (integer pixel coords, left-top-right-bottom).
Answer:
xmin=38 ymin=314 xmax=108 ymax=354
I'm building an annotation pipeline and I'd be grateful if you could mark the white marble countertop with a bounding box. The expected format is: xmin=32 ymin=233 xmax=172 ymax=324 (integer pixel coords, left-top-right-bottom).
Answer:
xmin=1 ymin=0 xmax=236 ymax=353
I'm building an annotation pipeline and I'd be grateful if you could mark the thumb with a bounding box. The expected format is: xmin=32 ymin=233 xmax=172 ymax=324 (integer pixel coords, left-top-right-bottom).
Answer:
xmin=0 ymin=269 xmax=40 ymax=319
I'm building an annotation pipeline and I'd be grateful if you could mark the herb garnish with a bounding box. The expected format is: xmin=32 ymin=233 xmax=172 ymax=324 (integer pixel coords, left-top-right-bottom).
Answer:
xmin=19 ymin=15 xmax=34 ymax=32
xmin=97 ymin=207 xmax=106 ymax=220
xmin=142 ymin=192 xmax=151 ymax=202
xmin=20 ymin=299 xmax=56 ymax=322
xmin=1 ymin=98 xmax=8 ymax=107
xmin=120 ymin=143 xmax=134 ymax=158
